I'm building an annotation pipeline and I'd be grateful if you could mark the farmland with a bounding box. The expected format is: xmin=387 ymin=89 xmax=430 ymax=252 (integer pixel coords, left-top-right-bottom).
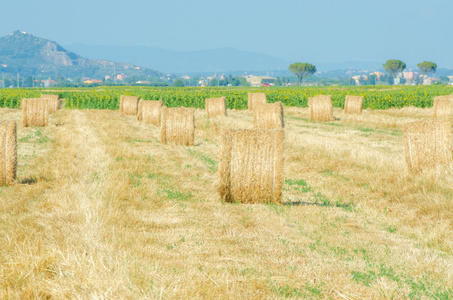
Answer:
xmin=1 ymin=86 xmax=453 ymax=298
xmin=1 ymin=85 xmax=453 ymax=111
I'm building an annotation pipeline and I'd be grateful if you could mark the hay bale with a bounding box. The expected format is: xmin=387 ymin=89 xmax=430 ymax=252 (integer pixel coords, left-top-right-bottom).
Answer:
xmin=137 ymin=99 xmax=144 ymax=121
xmin=433 ymin=95 xmax=453 ymax=118
xmin=206 ymin=97 xmax=227 ymax=119
xmin=403 ymin=118 xmax=453 ymax=172
xmin=41 ymin=94 xmax=59 ymax=114
xmin=21 ymin=98 xmax=49 ymax=127
xmin=160 ymin=107 xmax=195 ymax=145
xmin=0 ymin=120 xmax=17 ymax=186
xmin=218 ymin=129 xmax=284 ymax=204
xmin=120 ymin=95 xmax=139 ymax=115
xmin=253 ymin=102 xmax=284 ymax=129
xmin=21 ymin=98 xmax=29 ymax=127
xmin=308 ymin=95 xmax=334 ymax=122
xmin=247 ymin=93 xmax=267 ymax=111
xmin=344 ymin=95 xmax=363 ymax=114
xmin=138 ymin=100 xmax=163 ymax=126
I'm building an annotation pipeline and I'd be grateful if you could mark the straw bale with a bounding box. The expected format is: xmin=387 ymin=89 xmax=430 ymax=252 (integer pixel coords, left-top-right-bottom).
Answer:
xmin=41 ymin=94 xmax=59 ymax=114
xmin=138 ymin=100 xmax=163 ymax=126
xmin=433 ymin=95 xmax=453 ymax=118
xmin=160 ymin=107 xmax=195 ymax=146
xmin=344 ymin=95 xmax=363 ymax=114
xmin=247 ymin=93 xmax=267 ymax=111
xmin=253 ymin=102 xmax=284 ymax=129
xmin=206 ymin=97 xmax=227 ymax=119
xmin=218 ymin=129 xmax=284 ymax=204
xmin=22 ymin=98 xmax=49 ymax=127
xmin=403 ymin=118 xmax=453 ymax=172
xmin=21 ymin=98 xmax=29 ymax=127
xmin=0 ymin=120 xmax=17 ymax=186
xmin=120 ymin=95 xmax=139 ymax=115
xmin=137 ymin=99 xmax=143 ymax=121
xmin=308 ymin=95 xmax=334 ymax=122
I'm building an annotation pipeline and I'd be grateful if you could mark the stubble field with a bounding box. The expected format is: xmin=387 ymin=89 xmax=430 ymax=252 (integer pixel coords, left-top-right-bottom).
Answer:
xmin=1 ymin=104 xmax=453 ymax=299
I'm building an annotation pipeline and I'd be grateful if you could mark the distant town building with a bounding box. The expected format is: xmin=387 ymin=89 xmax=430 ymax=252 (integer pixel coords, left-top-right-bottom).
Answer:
xmin=448 ymin=76 xmax=453 ymax=85
xmin=246 ymin=76 xmax=275 ymax=87
xmin=84 ymin=79 xmax=103 ymax=84
xmin=352 ymin=75 xmax=368 ymax=85
xmin=369 ymin=72 xmax=384 ymax=80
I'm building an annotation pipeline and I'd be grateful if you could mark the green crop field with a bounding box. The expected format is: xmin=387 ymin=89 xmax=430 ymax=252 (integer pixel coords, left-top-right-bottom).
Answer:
xmin=1 ymin=85 xmax=453 ymax=110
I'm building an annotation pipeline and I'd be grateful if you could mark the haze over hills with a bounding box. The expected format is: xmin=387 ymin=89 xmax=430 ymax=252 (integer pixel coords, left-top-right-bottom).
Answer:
xmin=0 ymin=31 xmax=164 ymax=79
xmin=1 ymin=31 xmax=451 ymax=82
xmin=64 ymin=43 xmax=388 ymax=75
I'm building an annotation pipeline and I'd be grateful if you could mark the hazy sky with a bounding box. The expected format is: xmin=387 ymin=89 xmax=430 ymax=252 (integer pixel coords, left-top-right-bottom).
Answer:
xmin=1 ymin=0 xmax=452 ymax=68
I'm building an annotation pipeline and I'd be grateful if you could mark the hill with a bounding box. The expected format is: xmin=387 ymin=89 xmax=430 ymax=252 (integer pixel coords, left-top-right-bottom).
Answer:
xmin=64 ymin=44 xmax=294 ymax=75
xmin=0 ymin=31 xmax=165 ymax=79
xmin=64 ymin=44 xmax=396 ymax=76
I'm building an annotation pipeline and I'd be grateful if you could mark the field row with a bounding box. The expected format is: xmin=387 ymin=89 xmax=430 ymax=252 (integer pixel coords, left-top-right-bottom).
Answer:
xmin=1 ymin=101 xmax=453 ymax=297
xmin=1 ymin=85 xmax=453 ymax=110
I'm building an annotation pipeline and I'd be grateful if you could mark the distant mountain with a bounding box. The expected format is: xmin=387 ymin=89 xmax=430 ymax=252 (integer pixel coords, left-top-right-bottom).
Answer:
xmin=64 ymin=43 xmax=389 ymax=75
xmin=64 ymin=44 xmax=294 ymax=74
xmin=0 ymin=31 xmax=165 ymax=79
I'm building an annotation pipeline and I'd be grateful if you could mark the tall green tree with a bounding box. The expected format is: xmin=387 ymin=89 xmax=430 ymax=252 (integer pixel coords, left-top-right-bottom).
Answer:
xmin=383 ymin=59 xmax=406 ymax=79
xmin=288 ymin=62 xmax=317 ymax=85
xmin=417 ymin=61 xmax=437 ymax=76
xmin=173 ymin=78 xmax=185 ymax=87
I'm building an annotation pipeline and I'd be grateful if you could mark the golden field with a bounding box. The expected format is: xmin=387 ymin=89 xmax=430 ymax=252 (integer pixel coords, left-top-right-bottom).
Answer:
xmin=1 ymin=104 xmax=453 ymax=299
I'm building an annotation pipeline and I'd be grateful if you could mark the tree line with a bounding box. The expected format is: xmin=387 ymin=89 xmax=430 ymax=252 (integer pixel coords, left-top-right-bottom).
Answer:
xmin=289 ymin=60 xmax=439 ymax=85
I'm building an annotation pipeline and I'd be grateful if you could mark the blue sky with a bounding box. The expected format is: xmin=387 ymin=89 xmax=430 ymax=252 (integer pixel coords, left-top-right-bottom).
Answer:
xmin=1 ymin=0 xmax=452 ymax=68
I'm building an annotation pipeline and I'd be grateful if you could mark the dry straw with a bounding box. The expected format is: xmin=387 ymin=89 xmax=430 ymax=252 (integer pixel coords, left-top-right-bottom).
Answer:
xmin=41 ymin=94 xmax=59 ymax=114
xmin=218 ymin=129 xmax=284 ymax=204
xmin=160 ymin=107 xmax=195 ymax=146
xmin=205 ymin=97 xmax=227 ymax=119
xmin=137 ymin=100 xmax=163 ymax=126
xmin=344 ymin=95 xmax=363 ymax=114
xmin=403 ymin=118 xmax=453 ymax=172
xmin=21 ymin=98 xmax=49 ymax=127
xmin=433 ymin=95 xmax=453 ymax=118
xmin=120 ymin=95 xmax=139 ymax=115
xmin=253 ymin=102 xmax=284 ymax=129
xmin=308 ymin=95 xmax=334 ymax=122
xmin=0 ymin=120 xmax=17 ymax=186
xmin=248 ymin=93 xmax=267 ymax=111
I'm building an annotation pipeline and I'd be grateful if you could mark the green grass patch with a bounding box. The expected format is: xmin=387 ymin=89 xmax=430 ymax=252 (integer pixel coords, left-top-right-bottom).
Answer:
xmin=185 ymin=148 xmax=218 ymax=172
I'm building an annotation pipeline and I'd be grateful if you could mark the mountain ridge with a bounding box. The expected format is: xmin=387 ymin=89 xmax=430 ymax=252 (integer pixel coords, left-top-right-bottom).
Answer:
xmin=64 ymin=43 xmax=391 ymax=75
xmin=0 ymin=31 xmax=164 ymax=79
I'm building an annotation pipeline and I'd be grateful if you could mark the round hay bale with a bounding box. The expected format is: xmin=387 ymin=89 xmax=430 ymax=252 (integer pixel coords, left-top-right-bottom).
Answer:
xmin=218 ymin=129 xmax=284 ymax=204
xmin=120 ymin=95 xmax=139 ymax=115
xmin=403 ymin=118 xmax=453 ymax=172
xmin=41 ymin=94 xmax=59 ymax=114
xmin=308 ymin=95 xmax=334 ymax=122
xmin=137 ymin=99 xmax=144 ymax=121
xmin=344 ymin=95 xmax=363 ymax=114
xmin=21 ymin=98 xmax=29 ymax=127
xmin=119 ymin=95 xmax=125 ymax=114
xmin=138 ymin=100 xmax=163 ymax=126
xmin=206 ymin=97 xmax=227 ymax=119
xmin=160 ymin=107 xmax=195 ymax=146
xmin=23 ymin=98 xmax=49 ymax=127
xmin=253 ymin=102 xmax=284 ymax=129
xmin=0 ymin=120 xmax=17 ymax=186
xmin=247 ymin=93 xmax=267 ymax=111
xmin=433 ymin=95 xmax=453 ymax=118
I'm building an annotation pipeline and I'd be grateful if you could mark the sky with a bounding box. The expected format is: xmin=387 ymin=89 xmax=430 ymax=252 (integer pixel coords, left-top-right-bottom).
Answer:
xmin=1 ymin=0 xmax=452 ymax=68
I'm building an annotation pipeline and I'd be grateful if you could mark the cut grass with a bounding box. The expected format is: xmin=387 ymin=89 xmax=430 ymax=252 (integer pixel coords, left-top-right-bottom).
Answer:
xmin=1 ymin=106 xmax=453 ymax=298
